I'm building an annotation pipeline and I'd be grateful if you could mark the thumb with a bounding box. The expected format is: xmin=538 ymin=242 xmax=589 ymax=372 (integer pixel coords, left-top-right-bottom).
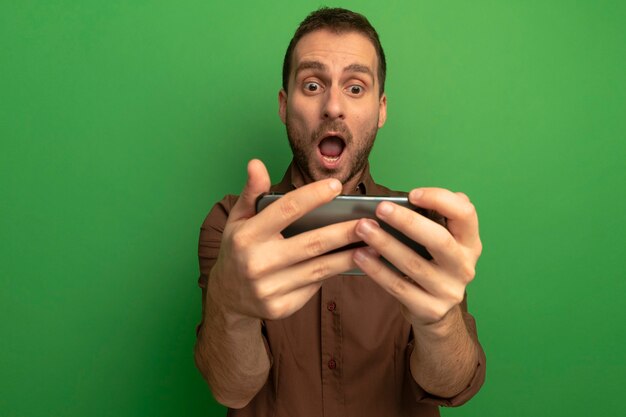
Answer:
xmin=229 ymin=159 xmax=271 ymax=222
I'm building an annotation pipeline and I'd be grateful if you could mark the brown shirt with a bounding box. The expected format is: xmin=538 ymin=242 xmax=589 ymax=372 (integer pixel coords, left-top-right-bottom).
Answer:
xmin=197 ymin=161 xmax=486 ymax=417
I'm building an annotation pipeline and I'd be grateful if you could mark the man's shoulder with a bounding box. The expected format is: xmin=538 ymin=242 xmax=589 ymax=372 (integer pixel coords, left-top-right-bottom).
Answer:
xmin=201 ymin=194 xmax=239 ymax=230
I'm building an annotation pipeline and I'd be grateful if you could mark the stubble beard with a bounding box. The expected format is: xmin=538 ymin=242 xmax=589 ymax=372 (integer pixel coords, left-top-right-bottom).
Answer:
xmin=286 ymin=118 xmax=379 ymax=185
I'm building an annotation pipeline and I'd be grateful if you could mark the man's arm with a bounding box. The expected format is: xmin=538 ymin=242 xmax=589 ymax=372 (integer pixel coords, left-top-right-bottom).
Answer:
xmin=194 ymin=283 xmax=270 ymax=408
xmin=194 ymin=160 xmax=362 ymax=408
xmin=353 ymin=187 xmax=485 ymax=400
xmin=409 ymin=304 xmax=480 ymax=398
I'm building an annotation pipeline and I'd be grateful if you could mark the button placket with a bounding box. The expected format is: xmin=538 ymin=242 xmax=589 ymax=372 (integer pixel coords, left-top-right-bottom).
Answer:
xmin=320 ymin=278 xmax=344 ymax=416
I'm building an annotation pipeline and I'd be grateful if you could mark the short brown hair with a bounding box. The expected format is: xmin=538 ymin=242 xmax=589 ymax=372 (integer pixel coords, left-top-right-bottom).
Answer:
xmin=282 ymin=7 xmax=387 ymax=96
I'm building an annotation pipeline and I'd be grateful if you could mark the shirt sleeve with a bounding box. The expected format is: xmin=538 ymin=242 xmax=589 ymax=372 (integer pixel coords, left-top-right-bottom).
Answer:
xmin=195 ymin=194 xmax=274 ymax=366
xmin=196 ymin=194 xmax=237 ymax=335
xmin=405 ymin=295 xmax=487 ymax=407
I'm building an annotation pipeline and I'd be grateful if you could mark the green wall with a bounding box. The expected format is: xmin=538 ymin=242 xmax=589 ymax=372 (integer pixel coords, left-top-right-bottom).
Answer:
xmin=2 ymin=1 xmax=625 ymax=416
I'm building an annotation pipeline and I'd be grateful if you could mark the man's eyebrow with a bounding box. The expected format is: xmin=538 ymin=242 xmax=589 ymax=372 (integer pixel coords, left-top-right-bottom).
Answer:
xmin=295 ymin=60 xmax=327 ymax=76
xmin=344 ymin=63 xmax=374 ymax=78
xmin=295 ymin=61 xmax=374 ymax=80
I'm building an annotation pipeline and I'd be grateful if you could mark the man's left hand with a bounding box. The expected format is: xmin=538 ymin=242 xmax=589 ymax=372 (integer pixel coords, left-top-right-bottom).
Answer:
xmin=353 ymin=187 xmax=482 ymax=332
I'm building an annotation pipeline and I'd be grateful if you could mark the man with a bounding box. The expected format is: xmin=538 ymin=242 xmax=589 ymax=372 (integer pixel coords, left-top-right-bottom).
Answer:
xmin=195 ymin=7 xmax=486 ymax=417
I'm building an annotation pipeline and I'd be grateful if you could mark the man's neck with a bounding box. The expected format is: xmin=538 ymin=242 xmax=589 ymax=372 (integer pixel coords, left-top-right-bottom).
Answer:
xmin=340 ymin=167 xmax=367 ymax=194
xmin=295 ymin=163 xmax=368 ymax=195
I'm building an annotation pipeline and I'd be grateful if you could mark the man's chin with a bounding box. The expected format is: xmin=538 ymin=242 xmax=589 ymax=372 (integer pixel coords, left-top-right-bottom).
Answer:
xmin=294 ymin=151 xmax=362 ymax=185
xmin=307 ymin=163 xmax=353 ymax=185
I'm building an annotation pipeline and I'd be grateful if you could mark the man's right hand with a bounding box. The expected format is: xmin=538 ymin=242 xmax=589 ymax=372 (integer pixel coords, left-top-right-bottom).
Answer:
xmin=207 ymin=159 xmax=362 ymax=321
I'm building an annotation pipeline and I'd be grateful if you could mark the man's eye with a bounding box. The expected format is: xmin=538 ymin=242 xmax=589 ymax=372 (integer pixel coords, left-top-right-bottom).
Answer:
xmin=304 ymin=82 xmax=320 ymax=92
xmin=349 ymin=85 xmax=363 ymax=95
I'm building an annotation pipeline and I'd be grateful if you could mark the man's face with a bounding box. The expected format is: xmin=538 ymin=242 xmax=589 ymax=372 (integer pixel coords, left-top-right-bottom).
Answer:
xmin=279 ymin=29 xmax=387 ymax=185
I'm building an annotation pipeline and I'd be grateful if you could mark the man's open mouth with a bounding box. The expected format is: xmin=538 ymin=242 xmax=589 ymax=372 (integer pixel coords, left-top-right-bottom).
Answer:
xmin=318 ymin=135 xmax=346 ymax=164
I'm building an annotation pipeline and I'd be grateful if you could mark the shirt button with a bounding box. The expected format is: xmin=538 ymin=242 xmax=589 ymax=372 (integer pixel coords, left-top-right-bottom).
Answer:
xmin=327 ymin=301 xmax=336 ymax=312
xmin=328 ymin=359 xmax=337 ymax=370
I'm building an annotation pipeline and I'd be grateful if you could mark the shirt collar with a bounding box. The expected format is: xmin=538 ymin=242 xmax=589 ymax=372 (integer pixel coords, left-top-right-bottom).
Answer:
xmin=272 ymin=160 xmax=377 ymax=195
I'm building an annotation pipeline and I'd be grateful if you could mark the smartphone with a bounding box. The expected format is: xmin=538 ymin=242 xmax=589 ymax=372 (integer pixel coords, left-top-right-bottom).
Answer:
xmin=255 ymin=193 xmax=433 ymax=275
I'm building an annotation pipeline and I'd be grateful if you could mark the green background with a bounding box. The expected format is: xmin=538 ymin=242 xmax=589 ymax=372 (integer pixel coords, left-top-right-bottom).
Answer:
xmin=2 ymin=1 xmax=625 ymax=416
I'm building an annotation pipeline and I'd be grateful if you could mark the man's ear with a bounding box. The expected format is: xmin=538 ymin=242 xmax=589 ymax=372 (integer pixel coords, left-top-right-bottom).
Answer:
xmin=278 ymin=89 xmax=287 ymax=124
xmin=378 ymin=93 xmax=387 ymax=128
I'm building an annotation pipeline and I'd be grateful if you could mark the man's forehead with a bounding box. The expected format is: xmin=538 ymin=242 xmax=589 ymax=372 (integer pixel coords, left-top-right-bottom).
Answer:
xmin=291 ymin=29 xmax=378 ymax=74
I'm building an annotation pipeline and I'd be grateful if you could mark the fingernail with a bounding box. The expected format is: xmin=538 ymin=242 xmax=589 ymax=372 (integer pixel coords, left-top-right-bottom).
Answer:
xmin=357 ymin=219 xmax=378 ymax=235
xmin=354 ymin=246 xmax=379 ymax=263
xmin=378 ymin=202 xmax=393 ymax=216
xmin=354 ymin=248 xmax=370 ymax=262
xmin=410 ymin=189 xmax=424 ymax=200
xmin=329 ymin=179 xmax=342 ymax=192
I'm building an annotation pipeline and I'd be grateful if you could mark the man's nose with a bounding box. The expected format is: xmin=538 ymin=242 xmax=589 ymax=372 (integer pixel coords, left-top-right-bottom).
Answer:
xmin=322 ymin=86 xmax=345 ymax=120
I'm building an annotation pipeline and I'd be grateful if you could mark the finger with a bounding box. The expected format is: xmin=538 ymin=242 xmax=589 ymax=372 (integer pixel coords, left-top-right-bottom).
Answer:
xmin=262 ymin=220 xmax=362 ymax=272
xmin=228 ymin=159 xmax=271 ymax=223
xmin=244 ymin=178 xmax=342 ymax=241
xmin=375 ymin=201 xmax=464 ymax=269
xmin=456 ymin=191 xmax=470 ymax=202
xmin=352 ymin=248 xmax=447 ymax=323
xmin=262 ymin=248 xmax=358 ymax=296
xmin=260 ymin=281 xmax=322 ymax=320
xmin=409 ymin=188 xmax=480 ymax=247
xmin=354 ymin=219 xmax=447 ymax=296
